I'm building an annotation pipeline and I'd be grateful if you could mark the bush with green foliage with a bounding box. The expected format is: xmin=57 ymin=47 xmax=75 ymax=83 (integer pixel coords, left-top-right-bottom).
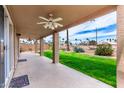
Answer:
xmin=95 ymin=44 xmax=113 ymax=56
xmin=74 ymin=47 xmax=85 ymax=53
xmin=61 ymin=47 xmax=66 ymax=51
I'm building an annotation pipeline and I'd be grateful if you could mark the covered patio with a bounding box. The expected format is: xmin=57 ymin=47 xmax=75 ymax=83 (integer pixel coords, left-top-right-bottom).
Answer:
xmin=1 ymin=5 xmax=124 ymax=88
xmin=13 ymin=52 xmax=112 ymax=88
xmin=7 ymin=5 xmax=116 ymax=64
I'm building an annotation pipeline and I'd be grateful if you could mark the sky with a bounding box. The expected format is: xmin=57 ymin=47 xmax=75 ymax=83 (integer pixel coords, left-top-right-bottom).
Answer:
xmin=44 ymin=11 xmax=116 ymax=44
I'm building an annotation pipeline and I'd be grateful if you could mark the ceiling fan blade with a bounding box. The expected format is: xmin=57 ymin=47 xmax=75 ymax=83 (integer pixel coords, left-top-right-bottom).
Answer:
xmin=53 ymin=22 xmax=58 ymax=28
xmin=54 ymin=23 xmax=63 ymax=27
xmin=43 ymin=23 xmax=49 ymax=29
xmin=54 ymin=23 xmax=58 ymax=28
xmin=39 ymin=16 xmax=49 ymax=21
xmin=37 ymin=22 xmax=47 ymax=25
xmin=53 ymin=17 xmax=63 ymax=22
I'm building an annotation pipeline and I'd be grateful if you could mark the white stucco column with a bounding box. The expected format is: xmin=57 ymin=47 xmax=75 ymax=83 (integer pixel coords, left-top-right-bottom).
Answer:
xmin=117 ymin=5 xmax=124 ymax=88
xmin=40 ymin=38 xmax=44 ymax=56
xmin=53 ymin=32 xmax=59 ymax=63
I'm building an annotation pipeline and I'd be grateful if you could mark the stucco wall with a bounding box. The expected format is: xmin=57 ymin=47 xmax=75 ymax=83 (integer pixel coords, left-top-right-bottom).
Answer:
xmin=20 ymin=43 xmax=50 ymax=52
xmin=117 ymin=5 xmax=124 ymax=88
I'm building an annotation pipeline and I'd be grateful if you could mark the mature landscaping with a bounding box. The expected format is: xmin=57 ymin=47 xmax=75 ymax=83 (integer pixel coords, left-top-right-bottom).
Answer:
xmin=43 ymin=50 xmax=116 ymax=87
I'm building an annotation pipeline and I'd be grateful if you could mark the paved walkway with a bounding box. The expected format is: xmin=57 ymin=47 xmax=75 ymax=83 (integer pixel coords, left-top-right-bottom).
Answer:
xmin=13 ymin=52 xmax=113 ymax=88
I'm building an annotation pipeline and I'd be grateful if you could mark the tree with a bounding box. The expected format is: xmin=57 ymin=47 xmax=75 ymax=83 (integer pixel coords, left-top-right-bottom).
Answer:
xmin=89 ymin=40 xmax=97 ymax=45
xmin=109 ymin=39 xmax=112 ymax=42
xmin=91 ymin=19 xmax=98 ymax=45
xmin=79 ymin=39 xmax=83 ymax=45
xmin=107 ymin=39 xmax=109 ymax=41
xmin=86 ymin=38 xmax=90 ymax=46
xmin=75 ymin=38 xmax=78 ymax=45
xmin=86 ymin=38 xmax=89 ymax=41
xmin=62 ymin=38 xmax=65 ymax=45
xmin=62 ymin=38 xmax=65 ymax=41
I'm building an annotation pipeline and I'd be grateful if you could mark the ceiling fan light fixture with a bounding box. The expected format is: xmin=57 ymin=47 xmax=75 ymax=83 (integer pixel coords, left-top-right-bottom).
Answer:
xmin=37 ymin=14 xmax=63 ymax=30
xmin=43 ymin=24 xmax=48 ymax=29
xmin=51 ymin=26 xmax=55 ymax=30
xmin=54 ymin=23 xmax=58 ymax=28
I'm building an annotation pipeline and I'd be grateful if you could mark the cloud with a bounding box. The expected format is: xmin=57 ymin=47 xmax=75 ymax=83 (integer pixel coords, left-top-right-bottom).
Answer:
xmin=69 ymin=29 xmax=116 ymax=41
xmin=45 ymin=11 xmax=117 ymax=42
xmin=68 ymin=11 xmax=116 ymax=36
xmin=74 ymin=24 xmax=116 ymax=35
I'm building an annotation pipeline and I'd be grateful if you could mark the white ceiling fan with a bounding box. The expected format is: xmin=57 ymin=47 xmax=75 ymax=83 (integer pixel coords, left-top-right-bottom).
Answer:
xmin=37 ymin=14 xmax=63 ymax=30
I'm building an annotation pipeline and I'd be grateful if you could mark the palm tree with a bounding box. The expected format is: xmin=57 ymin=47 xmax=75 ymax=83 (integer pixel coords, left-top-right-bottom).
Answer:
xmin=109 ymin=39 xmax=112 ymax=42
xmin=62 ymin=38 xmax=65 ymax=45
xmin=86 ymin=38 xmax=89 ymax=46
xmin=79 ymin=39 xmax=82 ymax=45
xmin=75 ymin=38 xmax=78 ymax=45
xmin=91 ymin=19 xmax=98 ymax=45
xmin=107 ymin=39 xmax=109 ymax=42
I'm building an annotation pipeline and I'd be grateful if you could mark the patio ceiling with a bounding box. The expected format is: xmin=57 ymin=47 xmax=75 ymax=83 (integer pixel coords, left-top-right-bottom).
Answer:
xmin=7 ymin=5 xmax=116 ymax=39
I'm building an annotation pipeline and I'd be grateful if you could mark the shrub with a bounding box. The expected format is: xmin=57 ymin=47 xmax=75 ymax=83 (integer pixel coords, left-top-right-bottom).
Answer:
xmin=60 ymin=47 xmax=66 ymax=51
xmin=95 ymin=44 xmax=113 ymax=56
xmin=74 ymin=47 xmax=85 ymax=53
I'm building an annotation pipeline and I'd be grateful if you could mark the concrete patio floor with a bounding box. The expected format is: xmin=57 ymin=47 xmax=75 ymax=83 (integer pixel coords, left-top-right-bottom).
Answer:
xmin=12 ymin=52 xmax=113 ymax=88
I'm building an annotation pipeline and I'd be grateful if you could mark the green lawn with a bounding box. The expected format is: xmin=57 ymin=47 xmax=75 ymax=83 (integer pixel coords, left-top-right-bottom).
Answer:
xmin=43 ymin=50 xmax=116 ymax=87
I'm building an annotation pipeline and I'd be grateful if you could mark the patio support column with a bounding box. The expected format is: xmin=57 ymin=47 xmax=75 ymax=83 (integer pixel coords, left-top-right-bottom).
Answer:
xmin=35 ymin=40 xmax=38 ymax=53
xmin=66 ymin=29 xmax=70 ymax=51
xmin=18 ymin=36 xmax=20 ymax=57
xmin=53 ymin=32 xmax=59 ymax=63
xmin=117 ymin=5 xmax=124 ymax=88
xmin=16 ymin=33 xmax=21 ymax=58
xmin=40 ymin=38 xmax=44 ymax=56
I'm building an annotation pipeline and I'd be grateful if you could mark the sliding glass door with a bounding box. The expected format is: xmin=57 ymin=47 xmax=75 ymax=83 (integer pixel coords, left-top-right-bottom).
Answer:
xmin=0 ymin=6 xmax=5 ymax=88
